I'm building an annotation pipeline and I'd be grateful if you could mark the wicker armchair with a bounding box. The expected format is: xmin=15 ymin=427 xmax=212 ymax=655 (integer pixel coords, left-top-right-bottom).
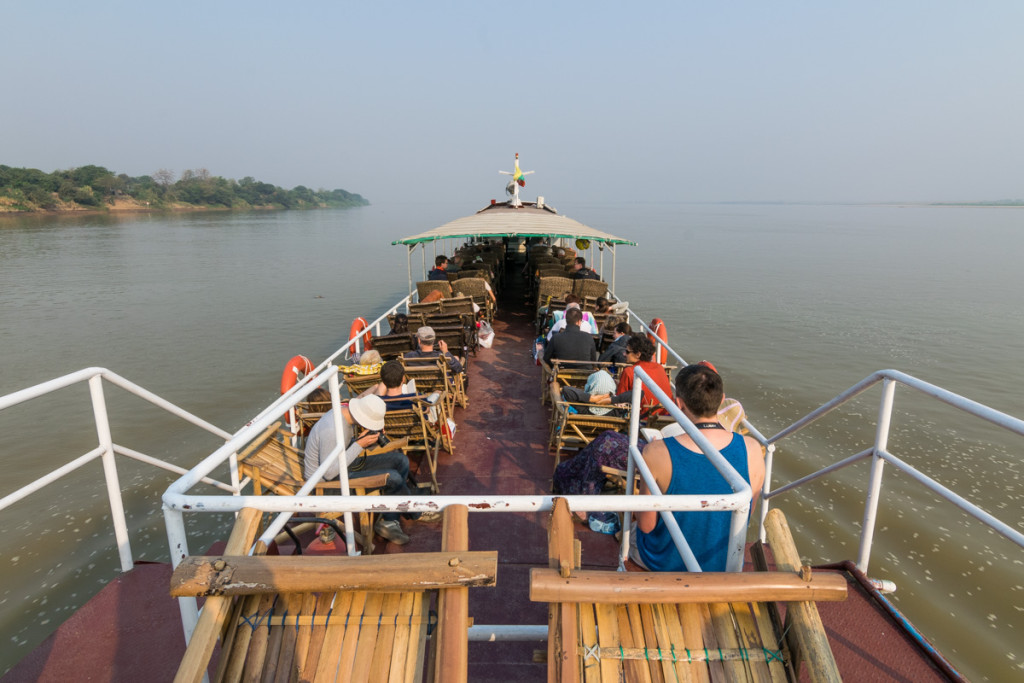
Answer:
xmin=572 ymin=279 xmax=608 ymax=299
xmin=416 ymin=280 xmax=452 ymax=301
xmin=451 ymin=277 xmax=495 ymax=322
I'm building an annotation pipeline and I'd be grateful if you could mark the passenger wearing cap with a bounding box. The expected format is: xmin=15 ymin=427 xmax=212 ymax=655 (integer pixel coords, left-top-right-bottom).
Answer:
xmin=405 ymin=326 xmax=464 ymax=376
xmin=303 ymin=394 xmax=420 ymax=545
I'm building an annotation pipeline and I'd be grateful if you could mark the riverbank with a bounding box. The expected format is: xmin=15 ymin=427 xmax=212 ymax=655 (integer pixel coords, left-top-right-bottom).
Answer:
xmin=0 ymin=197 xmax=359 ymax=216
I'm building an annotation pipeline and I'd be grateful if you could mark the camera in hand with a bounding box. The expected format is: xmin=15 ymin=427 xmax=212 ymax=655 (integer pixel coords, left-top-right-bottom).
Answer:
xmin=350 ymin=430 xmax=389 ymax=449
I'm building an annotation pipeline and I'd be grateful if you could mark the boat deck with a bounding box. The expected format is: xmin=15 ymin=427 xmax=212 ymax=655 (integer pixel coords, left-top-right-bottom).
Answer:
xmin=3 ymin=272 xmax=962 ymax=682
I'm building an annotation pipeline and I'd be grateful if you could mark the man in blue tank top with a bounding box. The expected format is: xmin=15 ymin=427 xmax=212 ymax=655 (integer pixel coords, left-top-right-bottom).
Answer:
xmin=631 ymin=363 xmax=765 ymax=572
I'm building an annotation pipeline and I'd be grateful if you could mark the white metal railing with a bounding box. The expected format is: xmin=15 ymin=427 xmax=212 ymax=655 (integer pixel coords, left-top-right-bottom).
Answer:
xmin=757 ymin=369 xmax=1024 ymax=573
xmin=0 ymin=367 xmax=236 ymax=573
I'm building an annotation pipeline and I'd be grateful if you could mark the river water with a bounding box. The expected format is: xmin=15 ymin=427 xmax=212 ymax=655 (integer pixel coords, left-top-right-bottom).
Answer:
xmin=1 ymin=203 xmax=1022 ymax=680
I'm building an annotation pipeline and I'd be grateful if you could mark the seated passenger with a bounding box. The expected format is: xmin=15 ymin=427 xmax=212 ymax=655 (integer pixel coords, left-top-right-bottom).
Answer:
xmin=543 ymin=307 xmax=597 ymax=367
xmin=427 ymin=255 xmax=449 ymax=281
xmin=558 ymin=369 xmax=620 ymax=416
xmin=593 ymin=334 xmax=672 ymax=416
xmin=598 ymin=321 xmax=632 ymax=366
xmin=389 ymin=313 xmax=409 ymax=335
xmin=630 ymin=363 xmax=765 ymax=571
xmin=546 ymin=294 xmax=596 ymax=340
xmin=362 ymin=360 xmax=417 ymax=411
xmin=303 ymin=394 xmax=425 ymax=545
xmin=406 ymin=326 xmax=464 ymax=376
xmin=570 ymin=256 xmax=600 ymax=280
xmin=343 ymin=349 xmax=383 ymax=376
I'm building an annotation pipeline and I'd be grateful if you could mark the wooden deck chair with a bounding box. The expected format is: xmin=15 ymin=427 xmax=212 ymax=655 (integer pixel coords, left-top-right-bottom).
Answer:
xmin=368 ymin=334 xmax=415 ymax=361
xmin=404 ymin=352 xmax=468 ymax=411
xmin=235 ymin=422 xmax=394 ymax=555
xmin=381 ymin=396 xmax=449 ymax=493
xmin=173 ymin=505 xmax=497 ymax=683
xmin=548 ymin=398 xmax=632 ymax=471
xmin=342 ymin=371 xmax=382 ymax=399
xmin=530 ymin=499 xmax=846 ymax=683
xmin=541 ymin=359 xmax=623 ymax=406
xmin=572 ymin=278 xmax=608 ymax=300
xmin=450 ymin=277 xmax=495 ymax=322
xmin=416 ymin=280 xmax=452 ymax=302
xmin=400 ymin=356 xmax=463 ymax=415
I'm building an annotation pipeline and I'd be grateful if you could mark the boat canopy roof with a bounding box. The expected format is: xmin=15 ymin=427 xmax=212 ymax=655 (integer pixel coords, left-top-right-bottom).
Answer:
xmin=392 ymin=203 xmax=636 ymax=247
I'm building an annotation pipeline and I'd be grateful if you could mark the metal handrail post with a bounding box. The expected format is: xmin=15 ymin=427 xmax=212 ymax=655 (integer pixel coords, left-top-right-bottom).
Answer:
xmin=89 ymin=375 xmax=133 ymax=573
xmin=328 ymin=371 xmax=359 ymax=556
xmin=858 ymin=377 xmax=896 ymax=573
xmin=618 ymin=375 xmax=645 ymax=569
xmin=164 ymin=506 xmax=200 ymax=648
xmin=758 ymin=443 xmax=776 ymax=543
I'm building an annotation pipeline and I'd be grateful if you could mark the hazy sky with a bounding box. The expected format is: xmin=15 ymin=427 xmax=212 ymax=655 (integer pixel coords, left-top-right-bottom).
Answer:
xmin=5 ymin=2 xmax=1022 ymax=205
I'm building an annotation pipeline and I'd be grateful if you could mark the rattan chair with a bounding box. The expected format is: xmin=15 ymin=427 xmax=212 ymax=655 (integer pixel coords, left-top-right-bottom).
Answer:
xmin=572 ymin=279 xmax=608 ymax=299
xmin=416 ymin=280 xmax=452 ymax=301
xmin=450 ymin=278 xmax=495 ymax=322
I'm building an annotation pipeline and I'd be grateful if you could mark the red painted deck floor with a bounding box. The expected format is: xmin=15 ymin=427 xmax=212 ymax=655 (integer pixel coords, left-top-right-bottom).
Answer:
xmin=3 ymin=273 xmax=964 ymax=682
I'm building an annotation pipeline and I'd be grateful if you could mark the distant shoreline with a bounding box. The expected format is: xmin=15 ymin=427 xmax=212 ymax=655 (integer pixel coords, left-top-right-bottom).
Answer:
xmin=0 ymin=197 xmax=362 ymax=217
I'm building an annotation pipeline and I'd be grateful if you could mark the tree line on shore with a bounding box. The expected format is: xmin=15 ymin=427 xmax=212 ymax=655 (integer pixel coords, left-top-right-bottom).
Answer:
xmin=0 ymin=164 xmax=368 ymax=212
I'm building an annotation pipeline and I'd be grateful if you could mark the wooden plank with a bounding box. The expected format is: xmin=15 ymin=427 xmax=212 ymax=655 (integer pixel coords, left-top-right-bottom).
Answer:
xmin=314 ymin=592 xmax=355 ymax=682
xmin=298 ymin=592 xmax=335 ymax=681
xmin=707 ymin=602 xmax=747 ymax=681
xmin=739 ymin=601 xmax=787 ymax=683
xmin=409 ymin=593 xmax=429 ymax=683
xmin=618 ymin=604 xmax=653 ymax=683
xmin=679 ymin=604 xmax=711 ymax=683
xmin=649 ymin=603 xmax=679 ymax=683
xmin=350 ymin=593 xmax=385 ymax=681
xmin=695 ymin=603 xmax=726 ymax=683
xmin=594 ymin=602 xmax=621 ymax=683
xmin=260 ymin=596 xmax=285 ymax=683
xmin=240 ymin=592 xmax=275 ymax=682
xmin=388 ymin=592 xmax=418 ymax=683
xmin=368 ymin=592 xmax=402 ymax=681
xmin=288 ymin=592 xmax=316 ymax=682
xmin=660 ymin=603 xmax=692 ymax=683
xmin=171 ymin=552 xmax=498 ymax=596
xmin=434 ymin=504 xmax=469 ymax=683
xmin=637 ymin=604 xmax=666 ymax=683
xmin=271 ymin=592 xmax=307 ymax=682
xmin=529 ymin=569 xmax=847 ymax=604
xmin=217 ymin=593 xmax=261 ymax=683
xmin=764 ymin=509 xmax=842 ymax=683
xmin=578 ymin=603 xmax=601 ymax=683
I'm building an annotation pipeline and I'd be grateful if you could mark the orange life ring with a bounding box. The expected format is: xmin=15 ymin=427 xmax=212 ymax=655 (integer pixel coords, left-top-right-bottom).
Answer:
xmin=280 ymin=355 xmax=314 ymax=394
xmin=348 ymin=316 xmax=372 ymax=353
xmin=647 ymin=318 xmax=669 ymax=365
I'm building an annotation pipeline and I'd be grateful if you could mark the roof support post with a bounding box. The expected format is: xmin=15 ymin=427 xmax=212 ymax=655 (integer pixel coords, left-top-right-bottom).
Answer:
xmin=407 ymin=244 xmax=414 ymax=308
